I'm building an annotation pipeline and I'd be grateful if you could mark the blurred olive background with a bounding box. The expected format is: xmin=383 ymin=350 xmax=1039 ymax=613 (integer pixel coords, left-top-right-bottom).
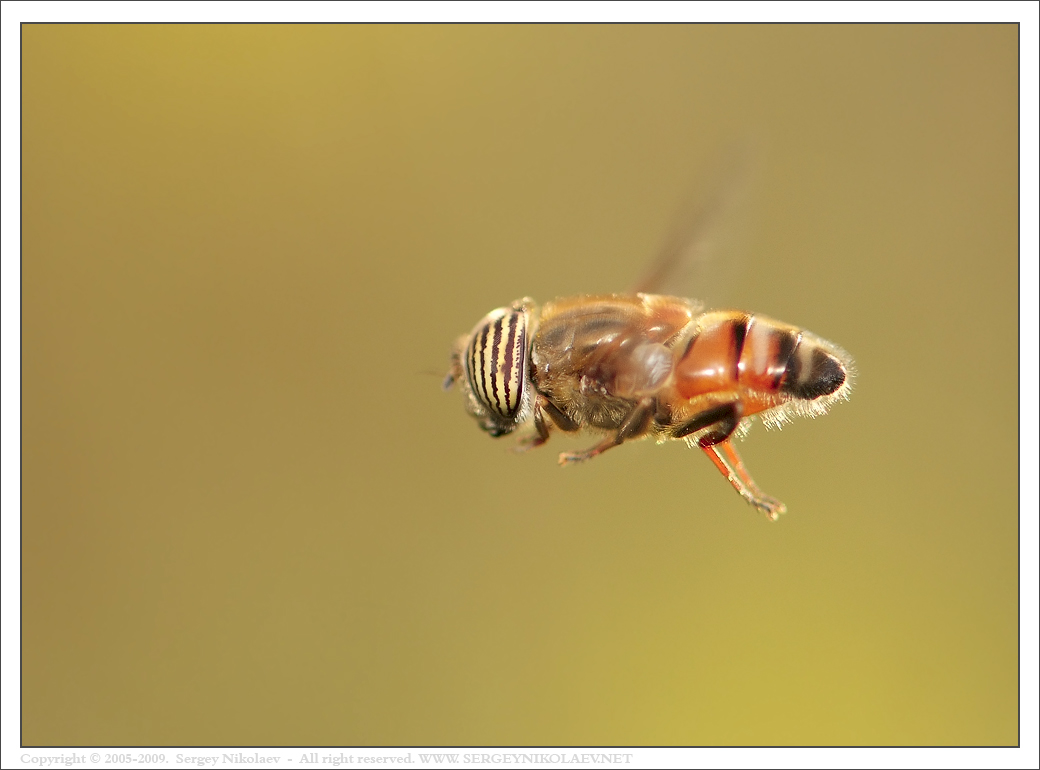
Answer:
xmin=22 ymin=25 xmax=1018 ymax=746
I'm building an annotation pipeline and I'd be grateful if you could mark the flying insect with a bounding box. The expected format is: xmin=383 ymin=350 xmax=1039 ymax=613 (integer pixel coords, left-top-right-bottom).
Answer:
xmin=444 ymin=164 xmax=854 ymax=520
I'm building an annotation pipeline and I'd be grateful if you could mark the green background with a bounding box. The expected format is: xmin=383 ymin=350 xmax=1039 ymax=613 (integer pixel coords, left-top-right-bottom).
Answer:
xmin=22 ymin=25 xmax=1018 ymax=746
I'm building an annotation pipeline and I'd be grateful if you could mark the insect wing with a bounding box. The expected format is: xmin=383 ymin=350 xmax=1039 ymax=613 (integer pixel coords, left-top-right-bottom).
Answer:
xmin=631 ymin=144 xmax=757 ymax=308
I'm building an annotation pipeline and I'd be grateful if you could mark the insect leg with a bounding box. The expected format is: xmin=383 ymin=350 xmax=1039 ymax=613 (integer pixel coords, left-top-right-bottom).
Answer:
xmin=702 ymin=440 xmax=787 ymax=521
xmin=541 ymin=398 xmax=579 ymax=432
xmin=672 ymin=400 xmax=786 ymax=519
xmin=516 ymin=396 xmax=579 ymax=452
xmin=558 ymin=398 xmax=655 ymax=465
xmin=514 ymin=401 xmax=552 ymax=452
xmin=672 ymin=401 xmax=743 ymax=444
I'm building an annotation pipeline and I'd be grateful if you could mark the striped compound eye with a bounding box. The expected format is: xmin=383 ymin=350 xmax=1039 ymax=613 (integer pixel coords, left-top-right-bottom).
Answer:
xmin=465 ymin=307 xmax=530 ymax=432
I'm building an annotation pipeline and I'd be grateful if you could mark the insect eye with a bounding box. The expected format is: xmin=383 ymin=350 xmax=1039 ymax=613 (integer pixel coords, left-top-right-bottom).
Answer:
xmin=465 ymin=308 xmax=529 ymax=422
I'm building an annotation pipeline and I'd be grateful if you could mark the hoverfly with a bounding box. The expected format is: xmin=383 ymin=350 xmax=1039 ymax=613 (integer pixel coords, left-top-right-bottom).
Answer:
xmin=443 ymin=166 xmax=853 ymax=520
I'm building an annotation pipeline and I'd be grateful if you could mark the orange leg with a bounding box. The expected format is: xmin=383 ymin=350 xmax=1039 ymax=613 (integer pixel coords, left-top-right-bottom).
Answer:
xmin=702 ymin=440 xmax=787 ymax=520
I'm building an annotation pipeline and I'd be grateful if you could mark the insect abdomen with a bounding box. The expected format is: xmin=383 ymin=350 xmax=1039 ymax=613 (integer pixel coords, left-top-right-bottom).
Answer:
xmin=674 ymin=312 xmax=848 ymax=407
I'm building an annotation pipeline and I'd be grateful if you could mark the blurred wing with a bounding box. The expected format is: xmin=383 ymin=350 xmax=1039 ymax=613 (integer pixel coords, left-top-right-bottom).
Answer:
xmin=631 ymin=143 xmax=759 ymax=309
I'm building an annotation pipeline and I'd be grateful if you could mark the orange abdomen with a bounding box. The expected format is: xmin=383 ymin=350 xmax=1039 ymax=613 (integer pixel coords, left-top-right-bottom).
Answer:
xmin=675 ymin=312 xmax=847 ymax=415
